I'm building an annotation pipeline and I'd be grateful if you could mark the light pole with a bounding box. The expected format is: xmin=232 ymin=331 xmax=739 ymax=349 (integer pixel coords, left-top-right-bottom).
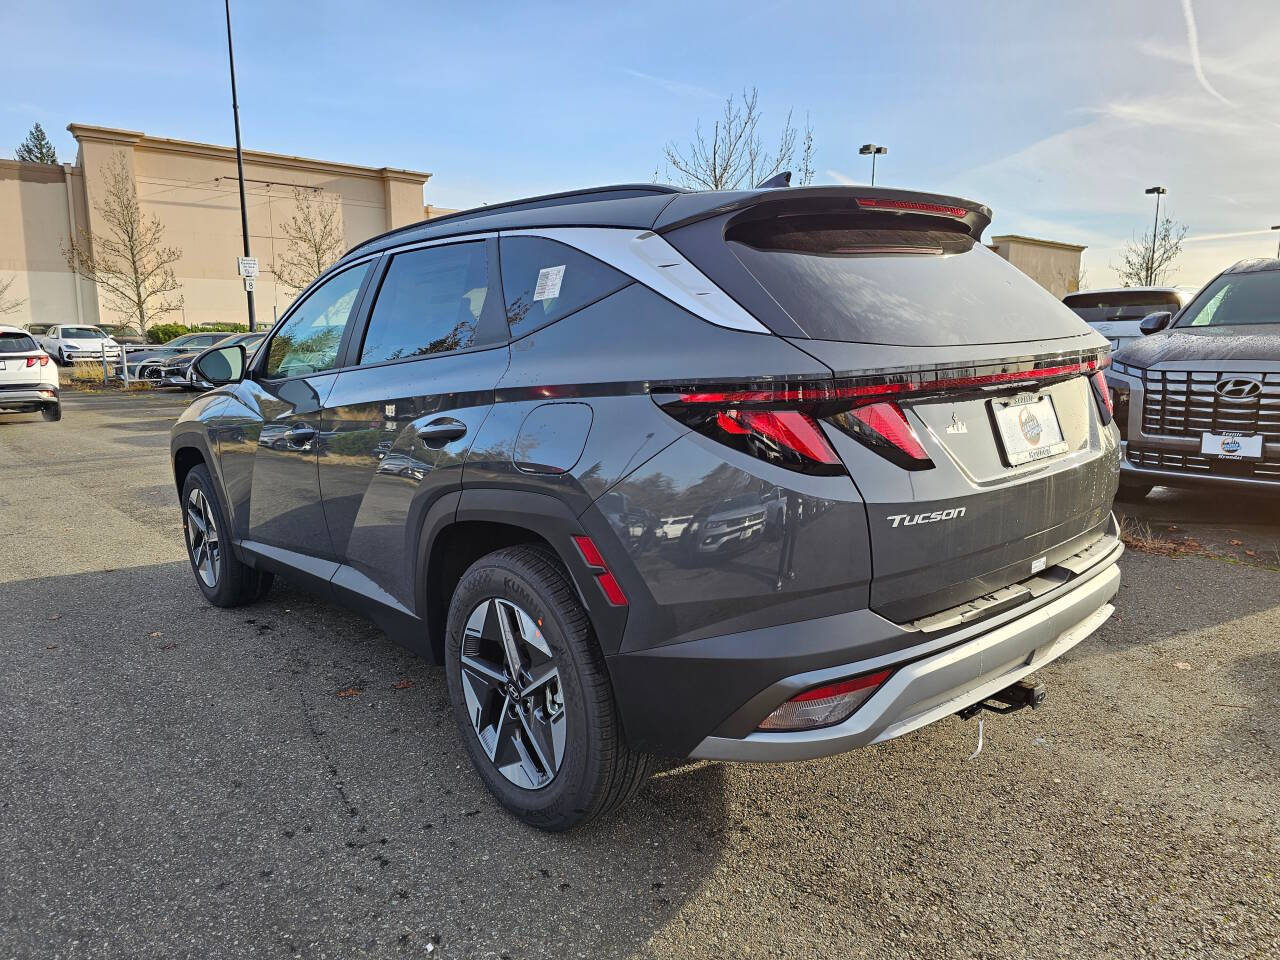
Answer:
xmin=225 ymin=0 xmax=256 ymax=331
xmin=859 ymin=144 xmax=888 ymax=186
xmin=1144 ymin=186 xmax=1167 ymax=286
xmin=1271 ymin=224 xmax=1280 ymax=259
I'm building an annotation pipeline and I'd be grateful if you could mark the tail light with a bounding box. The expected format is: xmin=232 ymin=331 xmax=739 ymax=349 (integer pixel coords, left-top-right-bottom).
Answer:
xmin=1090 ymin=370 xmax=1114 ymax=426
xmin=25 ymin=355 xmax=50 ymax=368
xmin=758 ymin=670 xmax=892 ymax=731
xmin=655 ymin=349 xmax=1109 ymax=475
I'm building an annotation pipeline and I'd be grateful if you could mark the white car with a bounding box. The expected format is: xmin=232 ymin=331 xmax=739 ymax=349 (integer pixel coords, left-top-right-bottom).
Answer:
xmin=1062 ymin=287 xmax=1196 ymax=353
xmin=0 ymin=324 xmax=60 ymax=421
xmin=37 ymin=324 xmax=122 ymax=366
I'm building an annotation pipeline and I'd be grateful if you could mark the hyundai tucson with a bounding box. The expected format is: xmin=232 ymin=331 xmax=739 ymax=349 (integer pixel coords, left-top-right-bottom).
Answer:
xmin=170 ymin=184 xmax=1122 ymax=830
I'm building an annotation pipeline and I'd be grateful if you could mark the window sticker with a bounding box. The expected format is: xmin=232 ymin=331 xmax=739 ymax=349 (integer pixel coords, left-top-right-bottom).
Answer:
xmin=533 ymin=264 xmax=566 ymax=302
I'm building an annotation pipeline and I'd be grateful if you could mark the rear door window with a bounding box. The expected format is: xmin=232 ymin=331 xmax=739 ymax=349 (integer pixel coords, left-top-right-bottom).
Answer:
xmin=719 ymin=213 xmax=1083 ymax=346
xmin=499 ymin=237 xmax=629 ymax=337
xmin=359 ymin=242 xmax=491 ymax=364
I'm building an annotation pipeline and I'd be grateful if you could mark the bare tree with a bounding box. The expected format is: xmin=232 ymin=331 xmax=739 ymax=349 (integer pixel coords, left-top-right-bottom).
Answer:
xmin=1115 ymin=216 xmax=1188 ymax=287
xmin=270 ymin=186 xmax=346 ymax=296
xmin=61 ymin=153 xmax=183 ymax=334
xmin=661 ymin=87 xmax=816 ymax=190
xmin=0 ymin=274 xmax=25 ymax=315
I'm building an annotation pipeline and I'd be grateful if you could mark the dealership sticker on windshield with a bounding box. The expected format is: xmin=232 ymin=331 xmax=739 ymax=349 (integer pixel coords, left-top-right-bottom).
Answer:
xmin=533 ymin=265 xmax=565 ymax=301
xmin=1201 ymin=431 xmax=1262 ymax=460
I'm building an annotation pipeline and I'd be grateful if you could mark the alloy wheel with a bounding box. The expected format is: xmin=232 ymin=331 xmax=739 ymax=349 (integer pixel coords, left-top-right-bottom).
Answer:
xmin=185 ymin=487 xmax=221 ymax=588
xmin=459 ymin=598 xmax=566 ymax=790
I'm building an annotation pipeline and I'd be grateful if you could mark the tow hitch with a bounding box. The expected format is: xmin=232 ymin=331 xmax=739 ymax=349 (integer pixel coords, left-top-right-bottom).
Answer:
xmin=959 ymin=679 xmax=1047 ymax=720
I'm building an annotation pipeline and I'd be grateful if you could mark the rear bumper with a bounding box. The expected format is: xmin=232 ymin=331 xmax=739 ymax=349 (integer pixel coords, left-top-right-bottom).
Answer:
xmin=0 ymin=385 xmax=59 ymax=406
xmin=610 ymin=521 xmax=1122 ymax=759
xmin=691 ymin=557 xmax=1118 ymax=761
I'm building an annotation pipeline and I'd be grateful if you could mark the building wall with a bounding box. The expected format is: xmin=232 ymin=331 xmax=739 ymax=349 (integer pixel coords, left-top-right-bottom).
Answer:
xmin=990 ymin=236 xmax=1085 ymax=300
xmin=0 ymin=125 xmax=430 ymax=332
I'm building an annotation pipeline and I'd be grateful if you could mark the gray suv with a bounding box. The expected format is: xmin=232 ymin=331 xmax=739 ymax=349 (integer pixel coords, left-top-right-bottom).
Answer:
xmin=1107 ymin=258 xmax=1280 ymax=497
xmin=170 ymin=184 xmax=1122 ymax=829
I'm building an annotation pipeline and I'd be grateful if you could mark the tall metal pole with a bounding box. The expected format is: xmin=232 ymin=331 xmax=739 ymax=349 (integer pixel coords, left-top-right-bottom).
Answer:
xmin=870 ymin=153 xmax=877 ymax=186
xmin=1149 ymin=192 xmax=1161 ymax=286
xmin=225 ymin=0 xmax=256 ymax=331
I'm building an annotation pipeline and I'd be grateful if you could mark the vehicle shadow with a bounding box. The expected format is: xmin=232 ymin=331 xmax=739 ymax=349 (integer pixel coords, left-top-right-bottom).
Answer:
xmin=0 ymin=561 xmax=731 ymax=958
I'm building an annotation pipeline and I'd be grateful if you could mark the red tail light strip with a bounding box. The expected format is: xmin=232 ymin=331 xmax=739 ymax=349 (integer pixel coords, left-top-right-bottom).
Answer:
xmin=670 ymin=355 xmax=1108 ymax=408
xmin=24 ymin=355 xmax=50 ymax=367
xmin=571 ymin=535 xmax=628 ymax=607
xmin=791 ymin=669 xmax=892 ymax=703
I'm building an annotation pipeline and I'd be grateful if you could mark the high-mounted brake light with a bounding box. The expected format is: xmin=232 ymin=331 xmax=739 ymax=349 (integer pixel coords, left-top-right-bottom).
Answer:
xmin=855 ymin=197 xmax=968 ymax=218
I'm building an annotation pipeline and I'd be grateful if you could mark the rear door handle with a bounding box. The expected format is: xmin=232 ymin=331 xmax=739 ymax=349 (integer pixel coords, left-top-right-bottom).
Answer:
xmin=286 ymin=425 xmax=317 ymax=445
xmin=417 ymin=418 xmax=467 ymax=447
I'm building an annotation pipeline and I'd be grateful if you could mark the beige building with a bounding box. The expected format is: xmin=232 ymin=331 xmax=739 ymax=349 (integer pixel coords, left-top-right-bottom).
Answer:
xmin=989 ymin=234 xmax=1087 ymax=300
xmin=0 ymin=124 xmax=431 ymax=331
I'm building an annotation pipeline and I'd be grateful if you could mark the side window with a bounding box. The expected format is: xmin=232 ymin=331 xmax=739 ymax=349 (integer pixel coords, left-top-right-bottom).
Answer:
xmin=499 ymin=237 xmax=629 ymax=337
xmin=263 ymin=262 xmax=371 ymax=378
xmin=359 ymin=242 xmax=488 ymax=364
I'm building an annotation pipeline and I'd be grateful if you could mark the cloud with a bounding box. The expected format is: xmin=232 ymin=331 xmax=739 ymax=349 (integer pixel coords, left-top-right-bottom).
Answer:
xmin=621 ymin=69 xmax=721 ymax=102
xmin=826 ymin=169 xmax=859 ymax=186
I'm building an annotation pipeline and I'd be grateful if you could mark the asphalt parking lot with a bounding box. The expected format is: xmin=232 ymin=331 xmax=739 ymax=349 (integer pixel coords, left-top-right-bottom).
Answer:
xmin=2 ymin=391 xmax=1277 ymax=959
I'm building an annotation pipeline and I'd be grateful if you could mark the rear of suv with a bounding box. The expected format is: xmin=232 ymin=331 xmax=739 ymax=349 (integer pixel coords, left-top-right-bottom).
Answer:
xmin=0 ymin=325 xmax=59 ymax=421
xmin=170 ymin=184 xmax=1122 ymax=830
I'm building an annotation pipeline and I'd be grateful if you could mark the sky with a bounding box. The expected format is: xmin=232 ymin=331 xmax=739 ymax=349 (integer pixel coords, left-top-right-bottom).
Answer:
xmin=3 ymin=0 xmax=1279 ymax=289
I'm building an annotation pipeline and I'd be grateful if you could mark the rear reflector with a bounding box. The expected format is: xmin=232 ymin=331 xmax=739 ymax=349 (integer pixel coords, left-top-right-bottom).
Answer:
xmin=572 ymin=535 xmax=628 ymax=606
xmin=759 ymin=670 xmax=892 ymax=731
xmin=855 ymin=197 xmax=968 ymax=219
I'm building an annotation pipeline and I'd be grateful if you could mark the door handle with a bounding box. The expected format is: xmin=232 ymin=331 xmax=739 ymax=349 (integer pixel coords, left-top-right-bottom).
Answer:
xmin=286 ymin=425 xmax=317 ymax=446
xmin=417 ymin=418 xmax=467 ymax=448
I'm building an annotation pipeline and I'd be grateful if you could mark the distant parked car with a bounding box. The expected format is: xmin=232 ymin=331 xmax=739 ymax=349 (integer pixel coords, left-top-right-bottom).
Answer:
xmin=23 ymin=323 xmax=52 ymax=337
xmin=160 ymin=332 xmax=267 ymax=389
xmin=1106 ymin=258 xmax=1280 ymax=498
xmin=0 ymin=324 xmax=60 ymax=421
xmin=36 ymin=325 xmax=122 ymax=366
xmin=97 ymin=323 xmax=146 ymax=346
xmin=127 ymin=332 xmax=235 ymax=380
xmin=1063 ymin=287 xmax=1195 ymax=353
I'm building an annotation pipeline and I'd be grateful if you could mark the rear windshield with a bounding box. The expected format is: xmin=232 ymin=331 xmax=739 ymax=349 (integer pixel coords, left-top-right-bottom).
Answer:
xmin=1175 ymin=269 xmax=1280 ymax=328
xmin=0 ymin=332 xmax=38 ymax=353
xmin=1063 ymin=290 xmax=1182 ymax=323
xmin=724 ymin=214 xmax=1082 ymax=346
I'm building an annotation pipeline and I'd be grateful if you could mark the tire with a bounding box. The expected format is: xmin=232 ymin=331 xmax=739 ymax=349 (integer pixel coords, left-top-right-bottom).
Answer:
xmin=444 ymin=545 xmax=652 ymax=831
xmin=41 ymin=402 xmax=61 ymax=422
xmin=1117 ymin=480 xmax=1154 ymax=501
xmin=181 ymin=463 xmax=273 ymax=607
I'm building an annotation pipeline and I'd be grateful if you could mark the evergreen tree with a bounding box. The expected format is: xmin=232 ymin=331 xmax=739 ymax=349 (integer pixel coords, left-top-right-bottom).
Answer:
xmin=15 ymin=123 xmax=58 ymax=164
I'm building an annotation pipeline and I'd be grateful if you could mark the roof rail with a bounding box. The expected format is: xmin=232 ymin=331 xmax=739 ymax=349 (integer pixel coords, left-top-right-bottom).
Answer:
xmin=346 ymin=183 xmax=685 ymax=259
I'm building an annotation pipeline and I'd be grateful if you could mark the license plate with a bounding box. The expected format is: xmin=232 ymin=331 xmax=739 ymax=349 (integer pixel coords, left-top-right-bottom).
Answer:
xmin=1200 ymin=432 xmax=1262 ymax=460
xmin=992 ymin=394 xmax=1069 ymax=466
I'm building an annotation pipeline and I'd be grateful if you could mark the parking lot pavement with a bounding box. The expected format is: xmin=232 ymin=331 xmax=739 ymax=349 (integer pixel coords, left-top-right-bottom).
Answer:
xmin=2 ymin=394 xmax=1277 ymax=960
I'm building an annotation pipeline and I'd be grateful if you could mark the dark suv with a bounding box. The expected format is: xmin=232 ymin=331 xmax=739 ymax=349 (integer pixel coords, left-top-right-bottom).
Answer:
xmin=171 ymin=184 xmax=1122 ymax=830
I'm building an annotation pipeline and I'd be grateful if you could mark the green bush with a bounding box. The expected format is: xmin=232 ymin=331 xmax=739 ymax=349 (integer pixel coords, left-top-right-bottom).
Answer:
xmin=146 ymin=323 xmax=188 ymax=344
xmin=145 ymin=322 xmax=249 ymax=344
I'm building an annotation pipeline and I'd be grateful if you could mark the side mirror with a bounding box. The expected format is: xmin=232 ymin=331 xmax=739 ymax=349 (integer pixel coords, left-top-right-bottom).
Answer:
xmin=192 ymin=343 xmax=247 ymax=386
xmin=1139 ymin=311 xmax=1172 ymax=335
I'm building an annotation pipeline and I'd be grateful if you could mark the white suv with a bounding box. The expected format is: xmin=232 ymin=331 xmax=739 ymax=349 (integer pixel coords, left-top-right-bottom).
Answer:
xmin=37 ymin=325 xmax=122 ymax=367
xmin=0 ymin=325 xmax=60 ymax=421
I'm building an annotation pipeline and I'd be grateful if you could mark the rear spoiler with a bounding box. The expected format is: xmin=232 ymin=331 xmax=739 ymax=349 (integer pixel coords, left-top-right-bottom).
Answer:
xmin=652 ymin=185 xmax=993 ymax=243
